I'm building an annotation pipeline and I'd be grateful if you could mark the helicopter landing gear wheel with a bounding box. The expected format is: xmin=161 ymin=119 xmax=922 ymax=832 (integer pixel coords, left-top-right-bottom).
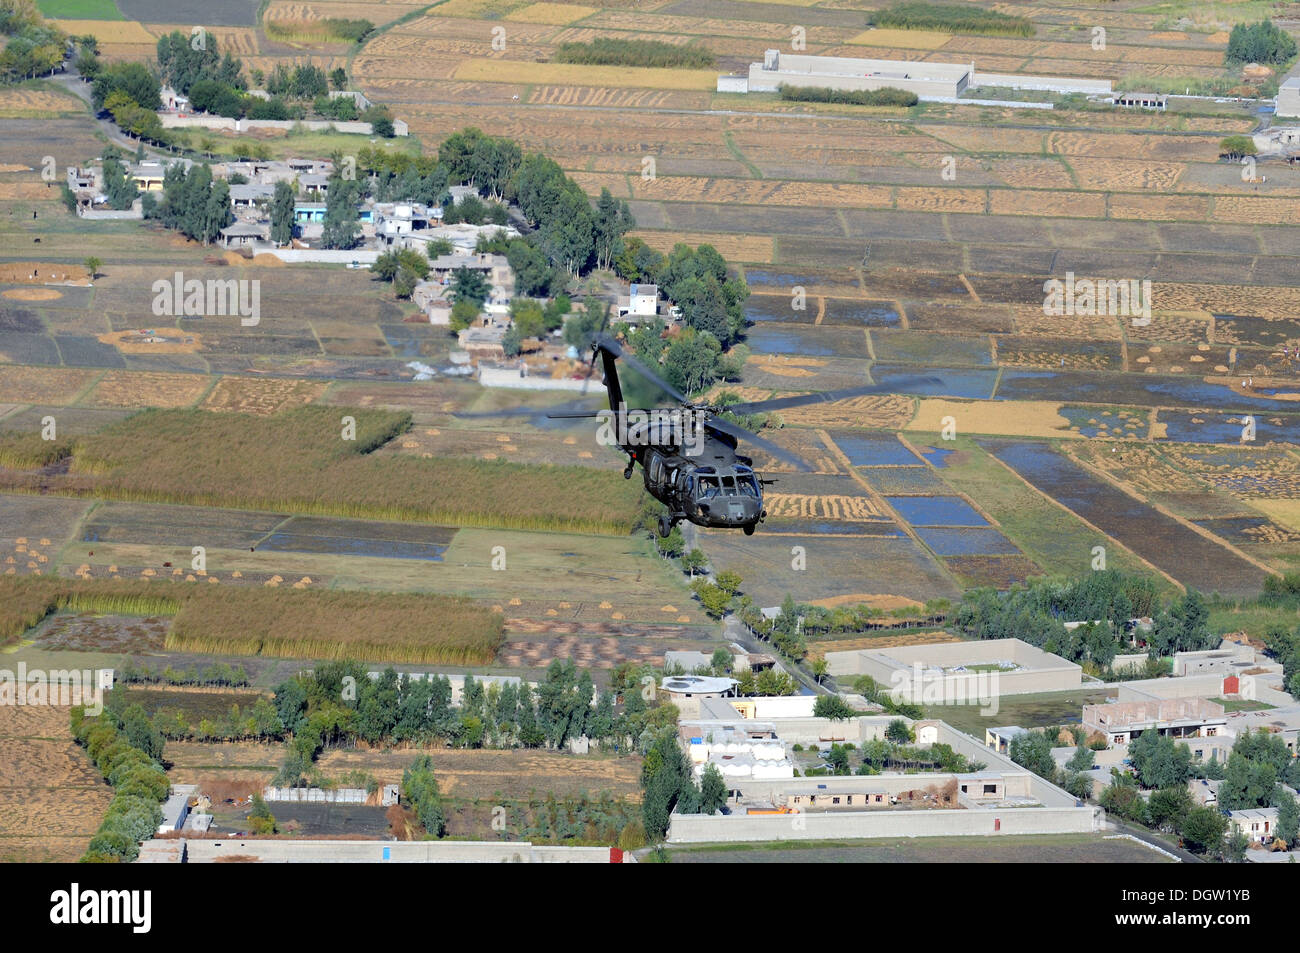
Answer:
xmin=657 ymin=515 xmax=671 ymax=538
xmin=623 ymin=463 xmax=635 ymax=480
xmin=743 ymin=523 xmax=756 ymax=536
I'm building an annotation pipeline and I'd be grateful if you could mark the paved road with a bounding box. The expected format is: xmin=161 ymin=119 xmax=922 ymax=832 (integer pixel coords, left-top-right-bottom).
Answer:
xmin=49 ymin=68 xmax=175 ymax=160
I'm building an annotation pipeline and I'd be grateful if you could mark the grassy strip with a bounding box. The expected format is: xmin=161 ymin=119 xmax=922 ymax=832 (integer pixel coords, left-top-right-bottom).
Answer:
xmin=554 ymin=37 xmax=714 ymax=69
xmin=0 ymin=576 xmax=505 ymax=664
xmin=869 ymin=2 xmax=1033 ymax=37
xmin=265 ymin=17 xmax=375 ymax=44
xmin=779 ymin=84 xmax=917 ymax=107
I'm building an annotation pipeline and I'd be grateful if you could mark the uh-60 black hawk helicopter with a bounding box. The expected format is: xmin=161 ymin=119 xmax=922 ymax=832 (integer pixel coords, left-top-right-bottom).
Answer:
xmin=464 ymin=332 xmax=937 ymax=538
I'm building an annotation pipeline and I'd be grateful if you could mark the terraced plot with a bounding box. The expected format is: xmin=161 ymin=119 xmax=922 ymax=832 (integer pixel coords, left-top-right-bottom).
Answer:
xmin=984 ymin=440 xmax=1268 ymax=597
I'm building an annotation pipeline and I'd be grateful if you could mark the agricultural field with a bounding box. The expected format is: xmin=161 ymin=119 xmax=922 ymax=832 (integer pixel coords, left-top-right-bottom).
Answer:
xmin=0 ymin=705 xmax=111 ymax=863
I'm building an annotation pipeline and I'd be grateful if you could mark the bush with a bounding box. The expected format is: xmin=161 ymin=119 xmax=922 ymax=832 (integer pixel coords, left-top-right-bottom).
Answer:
xmin=779 ymin=84 xmax=918 ymax=107
xmin=554 ymin=38 xmax=714 ymax=69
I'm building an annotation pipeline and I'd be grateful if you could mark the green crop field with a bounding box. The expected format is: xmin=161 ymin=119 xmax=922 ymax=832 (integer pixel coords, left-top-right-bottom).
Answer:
xmin=36 ymin=0 xmax=123 ymax=19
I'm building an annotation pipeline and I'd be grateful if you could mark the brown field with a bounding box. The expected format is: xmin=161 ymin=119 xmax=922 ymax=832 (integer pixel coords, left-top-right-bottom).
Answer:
xmin=630 ymin=230 xmax=774 ymax=263
xmin=202 ymin=377 xmax=329 ymax=415
xmin=908 ymin=399 xmax=1077 ymax=440
xmin=49 ymin=19 xmax=155 ymax=43
xmin=0 ymin=365 xmax=98 ymax=404
xmin=806 ymin=631 xmax=959 ymax=661
xmin=166 ymin=740 xmax=641 ymax=799
xmin=0 ymin=705 xmax=110 ymax=862
xmin=508 ymin=1 xmax=597 ymax=23
xmin=0 ymin=262 xmax=90 ymax=285
xmin=88 ymin=371 xmax=212 ymax=409
xmin=0 ymin=88 xmax=85 ymax=118
xmin=498 ymin=634 xmax=674 ymax=668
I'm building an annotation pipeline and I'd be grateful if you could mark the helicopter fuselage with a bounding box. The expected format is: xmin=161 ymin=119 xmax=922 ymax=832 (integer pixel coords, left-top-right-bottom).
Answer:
xmin=623 ymin=433 xmax=766 ymax=536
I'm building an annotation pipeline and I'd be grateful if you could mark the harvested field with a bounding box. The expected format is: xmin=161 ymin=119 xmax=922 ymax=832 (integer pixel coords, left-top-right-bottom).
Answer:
xmin=0 ymin=365 xmax=98 ymax=404
xmin=87 ymin=371 xmax=211 ymax=408
xmin=0 ymin=704 xmax=110 ymax=863
xmin=454 ymin=59 xmax=718 ymax=90
xmin=497 ymin=635 xmax=668 ymax=669
xmin=507 ymin=2 xmax=597 ymax=23
xmin=202 ymin=377 xmax=328 ymax=415
xmin=908 ymin=399 xmax=1075 ymax=439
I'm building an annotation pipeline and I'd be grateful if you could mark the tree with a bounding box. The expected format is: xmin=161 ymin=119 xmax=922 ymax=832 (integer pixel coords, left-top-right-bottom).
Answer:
xmin=1223 ymin=828 xmax=1250 ymax=863
xmin=320 ymin=172 xmax=361 ymax=250
xmin=1181 ymin=806 xmax=1228 ymax=855
xmin=885 ymin=718 xmax=912 ymax=745
xmin=83 ymin=257 xmax=101 ymax=280
xmin=698 ymin=763 xmax=727 ymax=814
xmin=255 ymin=181 xmax=291 ymax=247
xmin=248 ymin=793 xmax=278 ymax=834
xmin=1066 ymin=744 xmax=1095 ymax=772
xmin=813 ymin=695 xmax=854 ymax=720
xmin=1009 ymin=730 xmax=1055 ymax=778
xmin=330 ymin=66 xmax=348 ymax=90
xmin=811 ymin=658 xmax=829 ymax=684
xmin=449 ymin=266 xmax=489 ymax=306
xmin=1219 ymin=136 xmax=1257 ymax=161
xmin=402 ymin=755 xmax=446 ymax=837
xmin=1276 ymin=791 xmax=1299 ymax=848
xmin=1225 ymin=19 xmax=1297 ymax=65
xmin=1148 ymin=785 xmax=1193 ymax=833
xmin=691 ymin=579 xmax=731 ymax=619
xmin=680 ymin=548 xmax=707 ymax=576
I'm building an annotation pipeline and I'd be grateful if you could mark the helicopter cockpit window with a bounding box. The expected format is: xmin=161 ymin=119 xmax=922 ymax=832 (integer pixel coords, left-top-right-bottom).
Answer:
xmin=698 ymin=476 xmax=720 ymax=499
xmin=722 ymin=476 xmax=736 ymax=493
xmin=737 ymin=475 xmax=759 ymax=496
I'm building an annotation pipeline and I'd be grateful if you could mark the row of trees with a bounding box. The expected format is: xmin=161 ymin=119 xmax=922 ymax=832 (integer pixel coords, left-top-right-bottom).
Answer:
xmin=72 ymin=693 xmax=170 ymax=863
xmin=0 ymin=0 xmax=63 ymax=83
xmin=1224 ymin=19 xmax=1297 ymax=66
xmin=952 ymin=570 xmax=1211 ymax=667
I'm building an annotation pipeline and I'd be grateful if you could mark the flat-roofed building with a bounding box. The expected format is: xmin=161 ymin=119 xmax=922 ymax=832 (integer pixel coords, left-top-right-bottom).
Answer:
xmin=1082 ymin=698 xmax=1227 ymax=747
xmin=1228 ymin=807 xmax=1278 ymax=844
xmin=746 ymin=50 xmax=971 ymax=99
xmin=1277 ymin=76 xmax=1300 ymax=119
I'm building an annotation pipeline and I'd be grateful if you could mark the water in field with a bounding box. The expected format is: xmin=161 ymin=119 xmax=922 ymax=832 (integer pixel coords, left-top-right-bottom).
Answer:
xmin=831 ymin=431 xmax=922 ymax=466
xmin=887 ymin=496 xmax=988 ymax=527
xmin=915 ymin=526 xmax=1020 ymax=557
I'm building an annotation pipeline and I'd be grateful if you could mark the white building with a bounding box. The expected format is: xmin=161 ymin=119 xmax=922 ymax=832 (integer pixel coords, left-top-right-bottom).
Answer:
xmin=1278 ymin=76 xmax=1300 ymax=119
xmin=617 ymin=283 xmax=659 ymax=318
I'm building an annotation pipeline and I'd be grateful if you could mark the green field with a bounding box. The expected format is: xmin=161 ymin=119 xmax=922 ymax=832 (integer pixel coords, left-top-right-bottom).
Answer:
xmin=36 ymin=0 xmax=123 ymax=19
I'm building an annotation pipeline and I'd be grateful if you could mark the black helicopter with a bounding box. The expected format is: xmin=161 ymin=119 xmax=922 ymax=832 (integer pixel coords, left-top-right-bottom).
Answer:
xmin=470 ymin=333 xmax=939 ymax=538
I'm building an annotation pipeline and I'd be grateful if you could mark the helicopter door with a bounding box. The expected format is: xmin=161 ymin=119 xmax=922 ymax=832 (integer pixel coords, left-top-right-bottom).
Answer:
xmin=648 ymin=454 xmax=664 ymax=486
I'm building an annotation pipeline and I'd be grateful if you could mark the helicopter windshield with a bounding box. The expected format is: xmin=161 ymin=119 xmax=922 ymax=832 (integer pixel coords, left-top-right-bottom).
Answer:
xmin=736 ymin=475 xmax=759 ymax=496
xmin=697 ymin=476 xmax=720 ymax=499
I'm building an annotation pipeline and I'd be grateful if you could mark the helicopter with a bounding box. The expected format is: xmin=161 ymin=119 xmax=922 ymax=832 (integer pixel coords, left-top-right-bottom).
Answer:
xmin=465 ymin=332 xmax=940 ymax=538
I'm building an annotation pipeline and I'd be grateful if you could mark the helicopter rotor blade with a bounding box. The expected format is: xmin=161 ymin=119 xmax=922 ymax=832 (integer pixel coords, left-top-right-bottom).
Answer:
xmin=725 ymin=375 xmax=943 ymax=415
xmin=704 ymin=414 xmax=812 ymax=472
xmin=594 ymin=333 xmax=691 ymax=406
